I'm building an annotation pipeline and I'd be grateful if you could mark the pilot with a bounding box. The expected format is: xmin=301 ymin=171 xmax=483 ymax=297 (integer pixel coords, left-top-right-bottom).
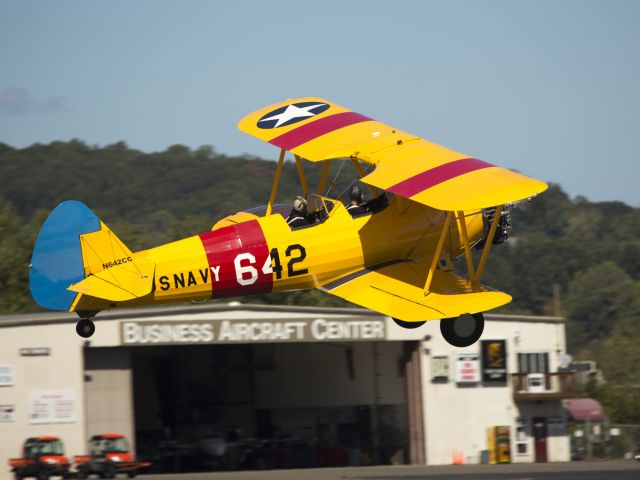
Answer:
xmin=346 ymin=185 xmax=368 ymax=217
xmin=286 ymin=196 xmax=313 ymax=228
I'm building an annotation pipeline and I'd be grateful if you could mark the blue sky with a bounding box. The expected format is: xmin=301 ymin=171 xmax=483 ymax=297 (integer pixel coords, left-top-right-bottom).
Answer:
xmin=1 ymin=0 xmax=639 ymax=205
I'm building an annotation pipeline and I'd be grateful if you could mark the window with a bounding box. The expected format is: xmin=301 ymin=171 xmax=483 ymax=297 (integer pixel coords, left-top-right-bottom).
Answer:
xmin=38 ymin=440 xmax=64 ymax=455
xmin=518 ymin=352 xmax=550 ymax=389
xmin=516 ymin=417 xmax=528 ymax=455
xmin=517 ymin=352 xmax=549 ymax=374
xmin=548 ymin=417 xmax=566 ymax=436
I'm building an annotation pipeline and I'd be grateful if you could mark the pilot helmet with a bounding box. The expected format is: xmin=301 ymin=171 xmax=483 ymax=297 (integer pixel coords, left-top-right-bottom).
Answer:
xmin=349 ymin=185 xmax=364 ymax=202
xmin=293 ymin=196 xmax=307 ymax=212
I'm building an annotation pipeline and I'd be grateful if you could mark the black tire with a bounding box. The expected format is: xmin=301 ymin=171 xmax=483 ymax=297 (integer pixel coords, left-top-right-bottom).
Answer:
xmin=37 ymin=470 xmax=50 ymax=480
xmin=76 ymin=319 xmax=96 ymax=338
xmin=127 ymin=472 xmax=137 ymax=479
xmin=392 ymin=318 xmax=426 ymax=329
xmin=75 ymin=467 xmax=88 ymax=479
xmin=101 ymin=464 xmax=115 ymax=479
xmin=14 ymin=471 xmax=23 ymax=480
xmin=440 ymin=313 xmax=484 ymax=347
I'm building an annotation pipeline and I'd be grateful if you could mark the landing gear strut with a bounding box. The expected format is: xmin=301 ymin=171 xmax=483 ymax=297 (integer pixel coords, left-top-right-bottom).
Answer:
xmin=76 ymin=318 xmax=96 ymax=338
xmin=440 ymin=313 xmax=484 ymax=347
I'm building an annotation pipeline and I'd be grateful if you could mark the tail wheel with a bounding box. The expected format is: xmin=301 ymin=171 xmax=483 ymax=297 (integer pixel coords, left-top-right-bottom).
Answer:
xmin=440 ymin=313 xmax=484 ymax=347
xmin=76 ymin=319 xmax=96 ymax=338
xmin=392 ymin=318 xmax=426 ymax=329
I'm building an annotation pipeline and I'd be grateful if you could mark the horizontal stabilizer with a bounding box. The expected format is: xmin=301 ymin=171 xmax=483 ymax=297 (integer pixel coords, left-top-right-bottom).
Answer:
xmin=68 ymin=254 xmax=154 ymax=302
xmin=319 ymin=260 xmax=511 ymax=321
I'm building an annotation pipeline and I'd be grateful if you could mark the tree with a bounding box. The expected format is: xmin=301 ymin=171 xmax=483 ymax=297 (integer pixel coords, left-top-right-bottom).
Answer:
xmin=0 ymin=200 xmax=36 ymax=311
xmin=564 ymin=262 xmax=637 ymax=353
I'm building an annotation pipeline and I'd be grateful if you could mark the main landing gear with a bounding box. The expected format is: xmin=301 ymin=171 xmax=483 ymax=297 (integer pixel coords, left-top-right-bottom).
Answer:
xmin=393 ymin=313 xmax=485 ymax=347
xmin=440 ymin=313 xmax=484 ymax=347
xmin=76 ymin=318 xmax=96 ymax=338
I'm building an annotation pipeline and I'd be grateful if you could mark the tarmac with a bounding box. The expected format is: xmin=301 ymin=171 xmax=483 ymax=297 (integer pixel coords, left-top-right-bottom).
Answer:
xmin=139 ymin=460 xmax=640 ymax=480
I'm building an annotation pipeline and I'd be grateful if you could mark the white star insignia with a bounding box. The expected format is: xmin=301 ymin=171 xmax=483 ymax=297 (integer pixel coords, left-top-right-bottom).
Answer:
xmin=259 ymin=103 xmax=327 ymax=127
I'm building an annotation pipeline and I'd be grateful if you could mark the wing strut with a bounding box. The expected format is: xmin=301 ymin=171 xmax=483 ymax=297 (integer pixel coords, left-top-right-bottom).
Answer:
xmin=423 ymin=211 xmax=453 ymax=294
xmin=474 ymin=205 xmax=503 ymax=284
xmin=294 ymin=155 xmax=309 ymax=198
xmin=317 ymin=160 xmax=331 ymax=195
xmin=350 ymin=157 xmax=377 ymax=197
xmin=425 ymin=205 xmax=503 ymax=294
xmin=451 ymin=205 xmax=504 ymax=287
xmin=456 ymin=210 xmax=476 ymax=280
xmin=266 ymin=149 xmax=285 ymax=216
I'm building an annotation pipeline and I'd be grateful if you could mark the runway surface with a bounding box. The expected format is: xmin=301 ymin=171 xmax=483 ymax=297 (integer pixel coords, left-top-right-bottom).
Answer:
xmin=138 ymin=460 xmax=639 ymax=480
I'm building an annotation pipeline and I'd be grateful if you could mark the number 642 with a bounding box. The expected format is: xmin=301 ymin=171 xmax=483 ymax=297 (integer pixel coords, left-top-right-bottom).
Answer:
xmin=234 ymin=244 xmax=308 ymax=286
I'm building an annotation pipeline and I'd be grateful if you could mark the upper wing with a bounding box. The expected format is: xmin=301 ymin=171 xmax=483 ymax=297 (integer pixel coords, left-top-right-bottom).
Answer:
xmin=318 ymin=259 xmax=511 ymax=322
xmin=238 ymin=97 xmax=547 ymax=210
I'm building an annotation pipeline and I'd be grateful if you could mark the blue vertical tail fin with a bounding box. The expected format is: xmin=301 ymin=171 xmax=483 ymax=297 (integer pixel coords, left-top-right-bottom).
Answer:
xmin=30 ymin=200 xmax=101 ymax=311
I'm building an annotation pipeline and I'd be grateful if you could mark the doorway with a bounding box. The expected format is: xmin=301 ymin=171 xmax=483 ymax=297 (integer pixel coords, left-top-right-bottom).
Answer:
xmin=532 ymin=417 xmax=547 ymax=462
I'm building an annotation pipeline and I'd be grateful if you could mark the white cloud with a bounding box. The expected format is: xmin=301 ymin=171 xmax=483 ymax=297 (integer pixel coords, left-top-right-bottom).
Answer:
xmin=0 ymin=87 xmax=71 ymax=115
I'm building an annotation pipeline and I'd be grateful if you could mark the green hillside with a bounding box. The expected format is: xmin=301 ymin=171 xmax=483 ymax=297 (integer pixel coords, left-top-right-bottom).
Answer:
xmin=1 ymin=140 xmax=639 ymax=425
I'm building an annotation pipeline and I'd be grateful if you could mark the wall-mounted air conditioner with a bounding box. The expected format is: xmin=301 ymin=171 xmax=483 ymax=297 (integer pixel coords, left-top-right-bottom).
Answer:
xmin=527 ymin=373 xmax=545 ymax=393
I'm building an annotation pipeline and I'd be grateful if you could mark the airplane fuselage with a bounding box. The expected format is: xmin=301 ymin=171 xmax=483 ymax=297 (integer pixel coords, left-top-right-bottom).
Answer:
xmin=115 ymin=197 xmax=484 ymax=308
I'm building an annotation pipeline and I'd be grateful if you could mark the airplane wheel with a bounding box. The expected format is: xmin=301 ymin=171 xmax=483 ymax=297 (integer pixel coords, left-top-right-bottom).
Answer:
xmin=393 ymin=318 xmax=426 ymax=329
xmin=76 ymin=319 xmax=96 ymax=338
xmin=440 ymin=313 xmax=484 ymax=347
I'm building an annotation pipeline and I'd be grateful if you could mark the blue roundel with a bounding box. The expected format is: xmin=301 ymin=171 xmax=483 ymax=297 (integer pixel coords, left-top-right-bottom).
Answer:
xmin=257 ymin=101 xmax=330 ymax=129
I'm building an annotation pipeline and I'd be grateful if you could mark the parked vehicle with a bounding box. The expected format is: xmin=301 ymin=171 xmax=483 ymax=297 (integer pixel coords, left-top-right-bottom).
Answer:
xmin=9 ymin=436 xmax=71 ymax=480
xmin=74 ymin=434 xmax=150 ymax=478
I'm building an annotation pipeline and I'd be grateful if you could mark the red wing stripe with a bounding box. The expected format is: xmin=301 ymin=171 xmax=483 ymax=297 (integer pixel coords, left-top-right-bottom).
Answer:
xmin=388 ymin=158 xmax=494 ymax=198
xmin=269 ymin=112 xmax=371 ymax=150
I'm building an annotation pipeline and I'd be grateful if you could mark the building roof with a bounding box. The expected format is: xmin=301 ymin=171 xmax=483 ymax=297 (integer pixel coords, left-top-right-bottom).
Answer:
xmin=0 ymin=302 xmax=564 ymax=329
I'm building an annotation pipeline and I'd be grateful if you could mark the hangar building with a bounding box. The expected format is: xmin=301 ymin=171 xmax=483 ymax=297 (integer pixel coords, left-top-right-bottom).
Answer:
xmin=0 ymin=303 xmax=575 ymax=476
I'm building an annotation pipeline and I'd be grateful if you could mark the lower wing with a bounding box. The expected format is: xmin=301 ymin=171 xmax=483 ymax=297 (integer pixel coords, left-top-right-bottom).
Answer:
xmin=318 ymin=260 xmax=511 ymax=321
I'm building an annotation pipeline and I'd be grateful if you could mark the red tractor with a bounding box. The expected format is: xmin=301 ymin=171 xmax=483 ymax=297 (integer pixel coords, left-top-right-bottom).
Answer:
xmin=74 ymin=434 xmax=149 ymax=478
xmin=9 ymin=436 xmax=71 ymax=480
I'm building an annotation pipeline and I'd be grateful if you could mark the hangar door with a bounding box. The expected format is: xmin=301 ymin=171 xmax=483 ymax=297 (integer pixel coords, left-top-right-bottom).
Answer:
xmin=130 ymin=340 xmax=408 ymax=471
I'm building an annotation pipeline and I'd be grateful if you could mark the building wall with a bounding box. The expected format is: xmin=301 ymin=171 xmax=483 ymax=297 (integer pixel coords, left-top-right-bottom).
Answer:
xmin=0 ymin=322 xmax=86 ymax=480
xmin=84 ymin=348 xmax=135 ymax=452
xmin=0 ymin=307 xmax=570 ymax=477
xmin=516 ymin=401 xmax=570 ymax=463
xmin=410 ymin=317 xmax=570 ymax=465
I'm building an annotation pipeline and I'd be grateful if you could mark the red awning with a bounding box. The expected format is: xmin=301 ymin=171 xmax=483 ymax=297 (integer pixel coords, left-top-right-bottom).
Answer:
xmin=563 ymin=398 xmax=605 ymax=421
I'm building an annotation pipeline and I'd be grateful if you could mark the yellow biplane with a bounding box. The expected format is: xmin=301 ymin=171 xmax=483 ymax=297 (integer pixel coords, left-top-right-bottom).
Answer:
xmin=30 ymin=97 xmax=547 ymax=346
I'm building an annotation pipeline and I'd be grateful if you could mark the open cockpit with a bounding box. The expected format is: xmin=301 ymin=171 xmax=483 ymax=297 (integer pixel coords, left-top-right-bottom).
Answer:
xmin=235 ymin=152 xmax=394 ymax=231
